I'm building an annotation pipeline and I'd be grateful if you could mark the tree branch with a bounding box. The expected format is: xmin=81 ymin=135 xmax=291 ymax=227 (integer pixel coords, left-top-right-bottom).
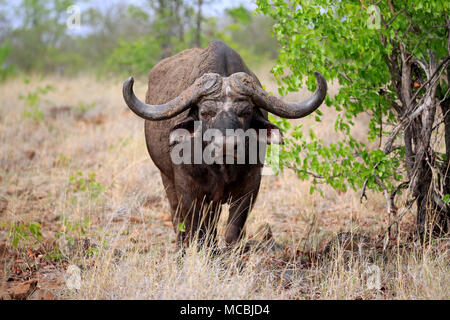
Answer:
xmin=386 ymin=6 xmax=408 ymax=26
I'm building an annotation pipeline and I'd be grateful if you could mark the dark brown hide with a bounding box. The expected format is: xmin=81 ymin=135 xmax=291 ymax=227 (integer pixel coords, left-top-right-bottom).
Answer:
xmin=143 ymin=41 xmax=265 ymax=247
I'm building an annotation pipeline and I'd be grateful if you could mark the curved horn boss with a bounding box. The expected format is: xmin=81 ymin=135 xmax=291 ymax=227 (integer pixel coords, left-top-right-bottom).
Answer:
xmin=123 ymin=71 xmax=327 ymax=121
xmin=122 ymin=73 xmax=222 ymax=120
xmin=231 ymin=71 xmax=327 ymax=119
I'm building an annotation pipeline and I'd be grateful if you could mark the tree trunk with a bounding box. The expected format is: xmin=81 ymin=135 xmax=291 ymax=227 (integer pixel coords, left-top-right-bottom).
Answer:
xmin=195 ymin=0 xmax=203 ymax=48
xmin=437 ymin=68 xmax=450 ymax=235
xmin=414 ymin=157 xmax=435 ymax=238
xmin=394 ymin=43 xmax=448 ymax=239
xmin=175 ymin=0 xmax=184 ymax=42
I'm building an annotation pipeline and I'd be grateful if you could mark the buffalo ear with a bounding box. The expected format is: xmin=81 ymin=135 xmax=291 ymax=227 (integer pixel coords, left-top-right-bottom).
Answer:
xmin=169 ymin=116 xmax=196 ymax=147
xmin=252 ymin=112 xmax=284 ymax=145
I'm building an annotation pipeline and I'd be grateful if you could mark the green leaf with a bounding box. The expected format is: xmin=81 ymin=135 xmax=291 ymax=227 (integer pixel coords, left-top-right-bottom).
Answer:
xmin=177 ymin=222 xmax=186 ymax=233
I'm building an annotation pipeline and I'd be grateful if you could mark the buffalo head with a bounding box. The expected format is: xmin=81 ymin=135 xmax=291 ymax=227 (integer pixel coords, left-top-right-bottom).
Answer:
xmin=122 ymin=72 xmax=327 ymax=163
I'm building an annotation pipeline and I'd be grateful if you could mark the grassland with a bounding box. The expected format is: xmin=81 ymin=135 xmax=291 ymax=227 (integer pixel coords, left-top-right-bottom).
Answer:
xmin=0 ymin=69 xmax=448 ymax=300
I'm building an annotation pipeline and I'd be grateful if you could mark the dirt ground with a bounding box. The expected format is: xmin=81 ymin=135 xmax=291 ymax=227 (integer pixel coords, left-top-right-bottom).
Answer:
xmin=0 ymin=69 xmax=448 ymax=300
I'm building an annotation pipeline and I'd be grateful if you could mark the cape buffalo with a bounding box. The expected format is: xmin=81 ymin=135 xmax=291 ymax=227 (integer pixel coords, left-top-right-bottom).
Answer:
xmin=122 ymin=40 xmax=327 ymax=249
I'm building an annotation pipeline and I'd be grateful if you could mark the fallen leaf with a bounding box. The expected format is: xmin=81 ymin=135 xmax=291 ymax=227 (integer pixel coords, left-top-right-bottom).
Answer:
xmin=7 ymin=185 xmax=26 ymax=196
xmin=142 ymin=195 xmax=161 ymax=208
xmin=29 ymin=192 xmax=47 ymax=201
xmin=10 ymin=280 xmax=38 ymax=300
xmin=130 ymin=231 xmax=139 ymax=238
xmin=130 ymin=231 xmax=140 ymax=243
xmin=41 ymin=235 xmax=56 ymax=251
xmin=43 ymin=265 xmax=55 ymax=270
xmin=0 ymin=242 xmax=7 ymax=258
xmin=158 ymin=214 xmax=171 ymax=222
xmin=0 ymin=197 xmax=8 ymax=213
xmin=130 ymin=216 xmax=143 ymax=224
xmin=0 ymin=292 xmax=11 ymax=300
xmin=81 ymin=114 xmax=107 ymax=125
xmin=29 ymin=289 xmax=56 ymax=300
xmin=48 ymin=106 xmax=72 ymax=119
xmin=24 ymin=150 xmax=36 ymax=160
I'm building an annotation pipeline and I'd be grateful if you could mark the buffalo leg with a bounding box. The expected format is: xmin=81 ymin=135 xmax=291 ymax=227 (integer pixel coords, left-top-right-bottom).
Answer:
xmin=197 ymin=202 xmax=221 ymax=248
xmin=174 ymin=195 xmax=221 ymax=249
xmin=225 ymin=193 xmax=256 ymax=246
xmin=160 ymin=173 xmax=187 ymax=247
xmin=160 ymin=173 xmax=179 ymax=213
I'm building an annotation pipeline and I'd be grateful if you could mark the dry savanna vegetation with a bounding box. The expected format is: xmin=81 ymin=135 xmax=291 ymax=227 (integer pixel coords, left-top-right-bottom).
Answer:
xmin=0 ymin=68 xmax=448 ymax=300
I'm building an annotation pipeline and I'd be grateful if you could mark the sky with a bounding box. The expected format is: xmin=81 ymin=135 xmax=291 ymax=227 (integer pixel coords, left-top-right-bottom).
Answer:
xmin=73 ymin=0 xmax=257 ymax=16
xmin=3 ymin=0 xmax=258 ymax=35
xmin=72 ymin=0 xmax=258 ymax=35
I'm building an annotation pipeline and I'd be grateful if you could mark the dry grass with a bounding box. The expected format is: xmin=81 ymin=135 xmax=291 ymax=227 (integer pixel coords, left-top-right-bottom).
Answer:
xmin=0 ymin=69 xmax=448 ymax=300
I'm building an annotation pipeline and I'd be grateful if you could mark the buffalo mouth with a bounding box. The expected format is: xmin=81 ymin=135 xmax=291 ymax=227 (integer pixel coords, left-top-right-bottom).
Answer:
xmin=205 ymin=134 xmax=267 ymax=165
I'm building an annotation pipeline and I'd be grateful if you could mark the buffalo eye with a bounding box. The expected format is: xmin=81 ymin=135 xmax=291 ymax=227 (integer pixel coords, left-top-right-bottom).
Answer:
xmin=237 ymin=105 xmax=252 ymax=118
xmin=200 ymin=109 xmax=217 ymax=119
xmin=199 ymin=100 xmax=217 ymax=119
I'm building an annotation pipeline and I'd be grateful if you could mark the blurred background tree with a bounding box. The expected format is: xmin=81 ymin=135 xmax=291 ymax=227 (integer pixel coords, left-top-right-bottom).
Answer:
xmin=0 ymin=0 xmax=278 ymax=78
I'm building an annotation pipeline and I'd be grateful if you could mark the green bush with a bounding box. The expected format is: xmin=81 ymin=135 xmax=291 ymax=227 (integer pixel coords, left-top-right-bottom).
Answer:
xmin=0 ymin=41 xmax=16 ymax=81
xmin=106 ymin=36 xmax=163 ymax=77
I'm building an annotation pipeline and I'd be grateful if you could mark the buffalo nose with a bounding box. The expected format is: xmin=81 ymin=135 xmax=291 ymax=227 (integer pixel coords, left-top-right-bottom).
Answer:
xmin=212 ymin=135 xmax=236 ymax=148
xmin=211 ymin=135 xmax=242 ymax=155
